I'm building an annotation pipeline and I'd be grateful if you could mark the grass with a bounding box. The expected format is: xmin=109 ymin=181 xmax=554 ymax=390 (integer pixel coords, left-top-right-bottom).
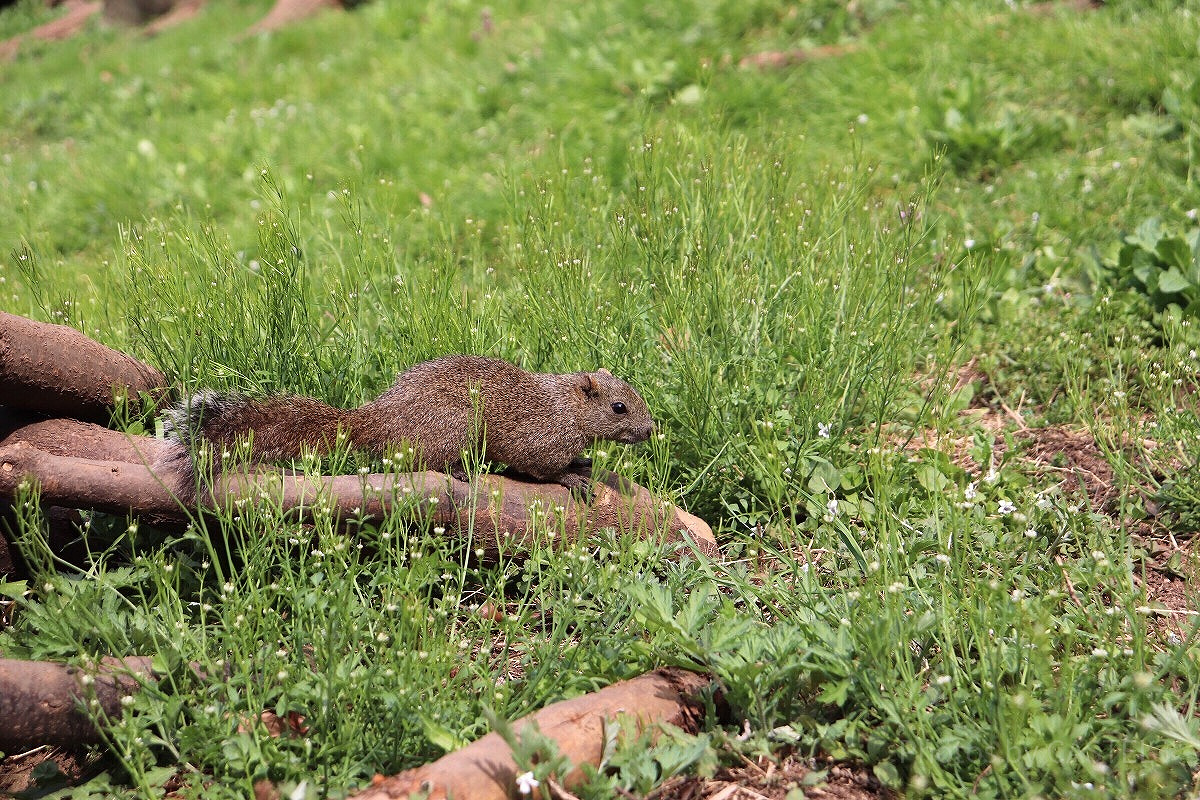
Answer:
xmin=3 ymin=0 xmax=1200 ymax=797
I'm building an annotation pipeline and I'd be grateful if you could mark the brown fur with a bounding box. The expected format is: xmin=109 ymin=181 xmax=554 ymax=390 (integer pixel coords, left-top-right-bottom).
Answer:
xmin=163 ymin=356 xmax=654 ymax=494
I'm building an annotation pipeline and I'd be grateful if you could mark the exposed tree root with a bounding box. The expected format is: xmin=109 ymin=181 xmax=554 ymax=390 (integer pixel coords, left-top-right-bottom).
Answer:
xmin=0 ymin=657 xmax=156 ymax=749
xmin=141 ymin=0 xmax=207 ymax=36
xmin=0 ymin=312 xmax=165 ymax=423
xmin=0 ymin=310 xmax=716 ymax=560
xmin=243 ymin=0 xmax=341 ymax=36
xmin=0 ymin=0 xmax=101 ymax=61
xmin=0 ymin=432 xmax=717 ymax=558
xmin=349 ymin=667 xmax=716 ymax=800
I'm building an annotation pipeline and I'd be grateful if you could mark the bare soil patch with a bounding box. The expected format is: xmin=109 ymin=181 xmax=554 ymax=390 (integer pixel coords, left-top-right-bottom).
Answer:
xmin=908 ymin=401 xmax=1199 ymax=645
xmin=657 ymin=752 xmax=890 ymax=800
xmin=0 ymin=746 xmax=106 ymax=797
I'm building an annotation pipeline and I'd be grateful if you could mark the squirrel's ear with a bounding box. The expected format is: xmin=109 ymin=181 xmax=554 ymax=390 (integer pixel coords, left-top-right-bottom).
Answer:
xmin=579 ymin=373 xmax=600 ymax=398
xmin=597 ymin=368 xmax=612 ymax=377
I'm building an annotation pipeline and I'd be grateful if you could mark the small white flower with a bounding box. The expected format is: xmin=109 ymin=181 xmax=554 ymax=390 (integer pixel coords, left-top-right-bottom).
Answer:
xmin=964 ymin=238 xmax=976 ymax=249
xmin=963 ymin=481 xmax=978 ymax=500
xmin=934 ymin=553 xmax=951 ymax=566
xmin=825 ymin=498 xmax=839 ymax=518
xmin=516 ymin=771 xmax=539 ymax=795
xmin=817 ymin=422 xmax=832 ymax=439
xmin=1024 ymin=527 xmax=1037 ymax=539
xmin=996 ymin=499 xmax=1015 ymax=516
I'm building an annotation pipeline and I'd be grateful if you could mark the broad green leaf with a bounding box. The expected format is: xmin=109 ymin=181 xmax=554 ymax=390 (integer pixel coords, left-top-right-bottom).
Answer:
xmin=1156 ymin=236 xmax=1193 ymax=271
xmin=1157 ymin=266 xmax=1193 ymax=295
xmin=805 ymin=457 xmax=841 ymax=494
xmin=1128 ymin=217 xmax=1163 ymax=251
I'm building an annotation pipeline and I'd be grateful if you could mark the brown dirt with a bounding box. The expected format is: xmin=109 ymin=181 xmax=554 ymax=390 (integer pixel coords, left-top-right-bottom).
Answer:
xmin=909 ymin=395 xmax=1199 ymax=649
xmin=1012 ymin=424 xmax=1120 ymax=510
xmin=0 ymin=747 xmax=106 ymax=797
xmin=652 ymin=752 xmax=889 ymax=800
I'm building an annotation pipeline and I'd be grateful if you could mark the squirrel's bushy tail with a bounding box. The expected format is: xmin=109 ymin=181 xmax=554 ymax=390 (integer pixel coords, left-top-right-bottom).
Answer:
xmin=158 ymin=390 xmax=243 ymax=503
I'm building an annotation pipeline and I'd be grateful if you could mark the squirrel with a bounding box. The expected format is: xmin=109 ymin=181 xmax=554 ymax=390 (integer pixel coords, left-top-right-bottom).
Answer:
xmin=160 ymin=355 xmax=654 ymax=497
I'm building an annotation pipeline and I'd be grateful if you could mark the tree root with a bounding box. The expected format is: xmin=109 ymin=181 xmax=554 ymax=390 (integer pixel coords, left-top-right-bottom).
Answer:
xmin=0 ymin=430 xmax=717 ymax=558
xmin=0 ymin=312 xmax=165 ymax=423
xmin=349 ymin=667 xmax=717 ymax=800
xmin=243 ymin=0 xmax=342 ymax=36
xmin=0 ymin=656 xmax=156 ymax=750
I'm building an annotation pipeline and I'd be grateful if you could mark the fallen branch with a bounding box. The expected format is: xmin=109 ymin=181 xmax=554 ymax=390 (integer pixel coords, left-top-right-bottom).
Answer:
xmin=0 ymin=437 xmax=717 ymax=557
xmin=349 ymin=667 xmax=716 ymax=800
xmin=0 ymin=657 xmax=156 ymax=750
xmin=0 ymin=312 xmax=166 ymax=422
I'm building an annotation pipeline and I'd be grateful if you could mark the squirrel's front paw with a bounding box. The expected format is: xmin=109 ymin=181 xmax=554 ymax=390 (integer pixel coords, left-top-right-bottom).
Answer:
xmin=555 ymin=471 xmax=595 ymax=502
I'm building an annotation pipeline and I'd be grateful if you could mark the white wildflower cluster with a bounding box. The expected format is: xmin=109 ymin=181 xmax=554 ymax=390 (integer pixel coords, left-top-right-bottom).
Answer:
xmin=516 ymin=771 xmax=539 ymax=795
xmin=824 ymin=497 xmax=839 ymax=520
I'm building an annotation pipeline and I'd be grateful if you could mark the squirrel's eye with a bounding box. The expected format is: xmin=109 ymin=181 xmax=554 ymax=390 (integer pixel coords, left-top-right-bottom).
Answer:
xmin=612 ymin=401 xmax=627 ymax=414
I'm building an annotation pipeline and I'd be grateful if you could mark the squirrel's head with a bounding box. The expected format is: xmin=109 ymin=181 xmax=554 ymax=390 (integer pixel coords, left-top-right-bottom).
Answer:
xmin=576 ymin=368 xmax=654 ymax=444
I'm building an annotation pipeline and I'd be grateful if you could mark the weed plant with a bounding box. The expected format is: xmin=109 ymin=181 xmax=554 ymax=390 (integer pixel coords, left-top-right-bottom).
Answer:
xmin=2 ymin=0 xmax=1200 ymax=798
